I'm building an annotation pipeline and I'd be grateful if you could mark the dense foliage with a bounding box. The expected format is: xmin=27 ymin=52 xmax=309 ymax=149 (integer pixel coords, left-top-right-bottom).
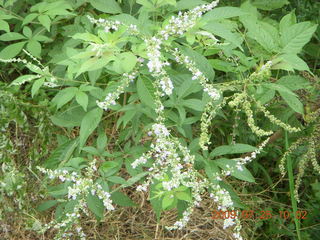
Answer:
xmin=0 ymin=0 xmax=319 ymax=239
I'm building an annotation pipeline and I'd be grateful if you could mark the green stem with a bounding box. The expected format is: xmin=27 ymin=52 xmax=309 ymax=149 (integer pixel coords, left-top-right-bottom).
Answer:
xmin=285 ymin=130 xmax=301 ymax=240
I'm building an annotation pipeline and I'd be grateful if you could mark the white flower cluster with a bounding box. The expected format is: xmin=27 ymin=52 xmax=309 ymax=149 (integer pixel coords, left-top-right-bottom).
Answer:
xmin=144 ymin=37 xmax=174 ymax=96
xmin=96 ymin=68 xmax=139 ymax=111
xmin=158 ymin=1 xmax=219 ymax=40
xmin=37 ymin=159 xmax=114 ymax=239
xmin=87 ymin=15 xmax=139 ymax=34
xmin=171 ymin=48 xmax=220 ymax=100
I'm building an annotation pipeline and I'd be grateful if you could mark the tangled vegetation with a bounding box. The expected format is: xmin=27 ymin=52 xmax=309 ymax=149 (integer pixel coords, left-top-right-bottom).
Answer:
xmin=0 ymin=0 xmax=319 ymax=239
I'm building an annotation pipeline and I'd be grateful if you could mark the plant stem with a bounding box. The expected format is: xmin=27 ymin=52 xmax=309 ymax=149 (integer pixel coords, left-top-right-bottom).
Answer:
xmin=285 ymin=130 xmax=301 ymax=240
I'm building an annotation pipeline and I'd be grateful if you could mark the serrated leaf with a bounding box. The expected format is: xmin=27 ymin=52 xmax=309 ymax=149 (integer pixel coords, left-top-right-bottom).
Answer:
xmin=277 ymin=75 xmax=310 ymax=91
xmin=262 ymin=83 xmax=296 ymax=96
xmin=80 ymin=107 xmax=103 ymax=148
xmin=210 ymin=144 xmax=257 ymax=157
xmin=75 ymin=91 xmax=88 ymax=111
xmin=175 ymin=192 xmax=192 ymax=202
xmin=279 ymin=11 xmax=296 ymax=35
xmin=252 ymin=0 xmax=288 ymax=10
xmin=281 ymin=22 xmax=317 ymax=54
xmin=182 ymin=99 xmax=204 ymax=111
xmin=277 ymin=54 xmax=310 ymax=72
xmin=137 ymin=76 xmax=156 ymax=108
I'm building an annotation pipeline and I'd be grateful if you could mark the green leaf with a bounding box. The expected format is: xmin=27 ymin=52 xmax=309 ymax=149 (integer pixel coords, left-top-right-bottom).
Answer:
xmin=202 ymin=22 xmax=243 ymax=50
xmin=210 ymin=144 xmax=257 ymax=157
xmin=252 ymin=0 xmax=289 ymax=10
xmin=52 ymin=87 xmax=77 ymax=109
xmin=182 ymin=99 xmax=204 ymax=111
xmin=50 ymin=106 xmax=85 ymax=127
xmin=27 ymin=40 xmax=41 ymax=57
xmin=0 ymin=41 xmax=25 ymax=59
xmin=23 ymin=26 xmax=32 ymax=38
xmin=277 ymin=75 xmax=310 ymax=91
xmin=31 ymin=77 xmax=45 ymax=97
xmin=89 ymin=0 xmax=122 ymax=14
xmin=100 ymin=160 xmax=122 ymax=177
xmin=179 ymin=46 xmax=215 ymax=80
xmin=0 ymin=32 xmax=26 ymax=41
xmin=279 ymin=91 xmax=304 ymax=114
xmin=215 ymin=158 xmax=255 ymax=183
xmin=22 ymin=13 xmax=38 ymax=25
xmin=45 ymin=139 xmax=79 ymax=169
xmin=281 ymin=22 xmax=317 ymax=54
xmin=203 ymin=7 xmax=248 ymax=21
xmin=10 ymin=74 xmax=39 ymax=86
xmin=87 ymin=193 xmax=104 ymax=220
xmin=262 ymin=83 xmax=297 ymax=96
xmin=80 ymin=107 xmax=103 ymax=148
xmin=75 ymin=91 xmax=88 ymax=111
xmin=114 ymin=52 xmax=137 ymax=73
xmin=0 ymin=19 xmax=10 ymax=32
xmin=107 ymin=176 xmax=127 ymax=184
xmin=48 ymin=183 xmax=69 ymax=197
xmin=162 ymin=194 xmax=175 ymax=209
xmin=137 ymin=76 xmax=156 ymax=108
xmin=277 ymin=54 xmax=310 ymax=72
xmin=175 ymin=191 xmax=192 ymax=202
xmin=38 ymin=15 xmax=51 ymax=31
xmin=279 ymin=11 xmax=296 ymax=35
xmin=37 ymin=200 xmax=58 ymax=212
xmin=111 ymin=191 xmax=136 ymax=207
xmin=175 ymin=0 xmax=206 ymax=10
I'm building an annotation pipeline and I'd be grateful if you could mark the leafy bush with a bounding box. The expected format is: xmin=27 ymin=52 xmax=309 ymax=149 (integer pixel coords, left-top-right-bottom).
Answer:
xmin=0 ymin=0 xmax=319 ymax=239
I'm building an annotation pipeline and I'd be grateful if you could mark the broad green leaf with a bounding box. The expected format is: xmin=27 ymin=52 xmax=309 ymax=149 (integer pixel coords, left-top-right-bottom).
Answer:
xmin=31 ymin=77 xmax=45 ymax=97
xmin=50 ymin=106 xmax=85 ymax=127
xmin=210 ymin=144 xmax=257 ymax=157
xmin=277 ymin=75 xmax=310 ymax=91
xmin=22 ymin=13 xmax=38 ymax=25
xmin=0 ymin=41 xmax=25 ymax=59
xmin=52 ymin=87 xmax=77 ymax=109
xmin=37 ymin=200 xmax=58 ymax=212
xmin=279 ymin=11 xmax=296 ymax=35
xmin=117 ymin=52 xmax=137 ymax=73
xmin=72 ymin=32 xmax=102 ymax=43
xmin=281 ymin=22 xmax=317 ymax=54
xmin=262 ymin=83 xmax=296 ymax=96
xmin=179 ymin=46 xmax=215 ymax=80
xmin=10 ymin=74 xmax=40 ymax=86
xmin=111 ymin=191 xmax=136 ymax=207
xmin=107 ymin=176 xmax=127 ymax=185
xmin=0 ymin=32 xmax=26 ymax=41
xmin=27 ymin=40 xmax=41 ymax=57
xmin=175 ymin=192 xmax=192 ymax=202
xmin=215 ymin=158 xmax=255 ymax=183
xmin=100 ymin=161 xmax=121 ymax=177
xmin=23 ymin=26 xmax=32 ymax=38
xmin=89 ymin=0 xmax=122 ymax=14
xmin=182 ymin=99 xmax=204 ymax=111
xmin=48 ymin=183 xmax=69 ymax=197
xmin=80 ymin=107 xmax=103 ymax=148
xmin=38 ymin=15 xmax=51 ymax=31
xmin=202 ymin=22 xmax=243 ymax=50
xmin=175 ymin=0 xmax=206 ymax=10
xmin=45 ymin=139 xmax=79 ymax=169
xmin=252 ymin=0 xmax=289 ymax=10
xmin=0 ymin=19 xmax=10 ymax=32
xmin=87 ymin=194 xmax=104 ymax=220
xmin=279 ymin=91 xmax=304 ymax=114
xmin=275 ymin=54 xmax=310 ymax=72
xmin=75 ymin=91 xmax=88 ymax=111
xmin=203 ymin=7 xmax=248 ymax=21
xmin=137 ymin=76 xmax=156 ymax=108
xmin=162 ymin=194 xmax=175 ymax=209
